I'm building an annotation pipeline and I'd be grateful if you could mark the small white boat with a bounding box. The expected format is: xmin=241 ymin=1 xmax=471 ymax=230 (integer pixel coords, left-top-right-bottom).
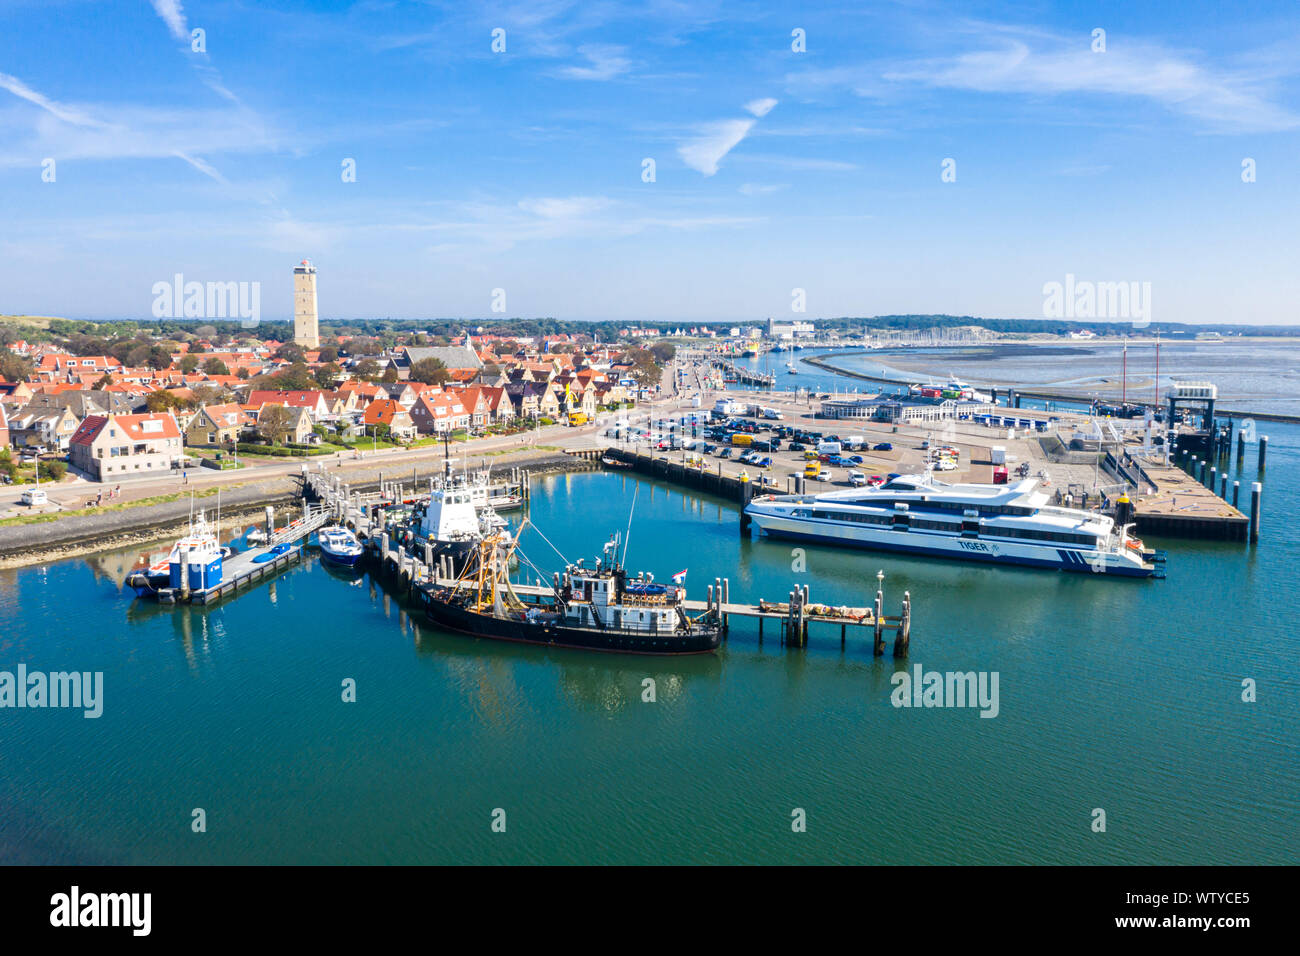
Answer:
xmin=318 ymin=527 xmax=364 ymax=566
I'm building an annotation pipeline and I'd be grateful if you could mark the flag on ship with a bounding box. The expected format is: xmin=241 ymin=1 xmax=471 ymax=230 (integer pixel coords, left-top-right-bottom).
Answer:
xmin=671 ymin=569 xmax=687 ymax=584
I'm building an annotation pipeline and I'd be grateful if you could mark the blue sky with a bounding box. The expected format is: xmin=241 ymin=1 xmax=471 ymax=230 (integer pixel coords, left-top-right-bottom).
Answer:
xmin=1 ymin=0 xmax=1298 ymax=324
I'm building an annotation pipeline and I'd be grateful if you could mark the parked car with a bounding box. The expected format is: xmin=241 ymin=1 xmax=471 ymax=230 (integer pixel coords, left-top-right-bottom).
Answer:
xmin=848 ymin=455 xmax=864 ymax=464
xmin=849 ymin=471 xmax=868 ymax=487
xmin=702 ymin=444 xmax=717 ymax=454
xmin=868 ymin=475 xmax=885 ymax=487
xmin=718 ymin=448 xmax=732 ymax=459
xmin=811 ymin=469 xmax=832 ymax=482
xmin=873 ymin=442 xmax=893 ymax=451
xmin=788 ymin=441 xmax=806 ymax=451
xmin=20 ymin=488 xmax=48 ymax=507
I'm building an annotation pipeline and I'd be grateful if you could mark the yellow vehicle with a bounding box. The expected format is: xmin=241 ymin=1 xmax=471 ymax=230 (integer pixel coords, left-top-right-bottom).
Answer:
xmin=567 ymin=412 xmax=588 ymax=426
xmin=731 ymin=433 xmax=753 ymax=447
xmin=804 ymin=461 xmax=821 ymax=478
xmin=803 ymin=450 xmax=819 ymax=460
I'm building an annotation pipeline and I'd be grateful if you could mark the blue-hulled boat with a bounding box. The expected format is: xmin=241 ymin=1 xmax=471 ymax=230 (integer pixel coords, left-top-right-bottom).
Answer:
xmin=317 ymin=527 xmax=363 ymax=566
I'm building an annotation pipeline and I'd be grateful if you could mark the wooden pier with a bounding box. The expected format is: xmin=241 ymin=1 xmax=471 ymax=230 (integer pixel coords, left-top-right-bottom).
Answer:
xmin=711 ymin=358 xmax=775 ymax=387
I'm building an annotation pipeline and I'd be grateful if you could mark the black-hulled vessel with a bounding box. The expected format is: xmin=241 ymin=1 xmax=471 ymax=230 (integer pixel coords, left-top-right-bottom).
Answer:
xmin=417 ymin=533 xmax=720 ymax=655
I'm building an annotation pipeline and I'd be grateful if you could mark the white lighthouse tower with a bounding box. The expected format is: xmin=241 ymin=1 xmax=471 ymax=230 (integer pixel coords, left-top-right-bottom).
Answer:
xmin=293 ymin=259 xmax=320 ymax=348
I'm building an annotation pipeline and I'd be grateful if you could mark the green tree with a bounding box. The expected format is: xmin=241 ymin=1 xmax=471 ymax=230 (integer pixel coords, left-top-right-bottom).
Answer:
xmin=354 ymin=358 xmax=381 ymax=381
xmin=381 ymin=367 xmax=399 ymax=383
xmin=202 ymin=358 xmax=230 ymax=376
xmin=272 ymin=362 xmax=317 ymax=390
xmin=257 ymin=404 xmax=294 ymax=445
xmin=0 ymin=352 xmax=32 ymax=382
xmin=408 ymin=357 xmax=449 ymax=386
xmin=315 ymin=362 xmax=342 ymax=389
xmin=179 ymin=354 xmax=199 ymax=374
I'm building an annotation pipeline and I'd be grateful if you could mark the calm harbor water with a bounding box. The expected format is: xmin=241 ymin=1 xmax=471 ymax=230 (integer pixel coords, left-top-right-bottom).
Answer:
xmin=2 ymin=435 xmax=1297 ymax=864
xmin=745 ymin=340 xmax=1300 ymax=416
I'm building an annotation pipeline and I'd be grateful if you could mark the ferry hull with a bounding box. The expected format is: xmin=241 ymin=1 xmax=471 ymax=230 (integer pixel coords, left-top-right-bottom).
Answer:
xmin=749 ymin=515 xmax=1154 ymax=577
xmin=419 ymin=593 xmax=721 ymax=655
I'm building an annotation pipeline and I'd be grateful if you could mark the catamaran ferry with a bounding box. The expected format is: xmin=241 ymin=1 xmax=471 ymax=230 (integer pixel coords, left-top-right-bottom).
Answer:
xmin=744 ymin=475 xmax=1163 ymax=577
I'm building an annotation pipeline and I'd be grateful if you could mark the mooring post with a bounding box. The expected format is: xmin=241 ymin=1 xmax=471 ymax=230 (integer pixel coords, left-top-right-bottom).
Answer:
xmin=1250 ymin=482 xmax=1262 ymax=544
xmin=873 ymin=590 xmax=884 ymax=656
xmin=1258 ymin=436 xmax=1268 ymax=472
xmin=707 ymin=584 xmax=714 ymax=619
xmin=1232 ymin=480 xmax=1240 ymax=510
xmin=722 ymin=578 xmax=730 ymax=633
xmin=1209 ymin=466 xmax=1217 ymax=493
xmin=1219 ymin=473 xmax=1228 ymax=499
xmin=1237 ymin=432 xmax=1245 ymax=463
xmin=264 ymin=505 xmax=274 ymax=541
xmin=177 ymin=545 xmax=190 ymax=601
xmin=893 ymin=591 xmax=911 ymax=658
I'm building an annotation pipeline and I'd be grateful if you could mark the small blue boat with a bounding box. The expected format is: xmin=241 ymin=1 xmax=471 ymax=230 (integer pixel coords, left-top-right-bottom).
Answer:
xmin=317 ymin=527 xmax=364 ymax=567
xmin=253 ymin=543 xmax=293 ymax=564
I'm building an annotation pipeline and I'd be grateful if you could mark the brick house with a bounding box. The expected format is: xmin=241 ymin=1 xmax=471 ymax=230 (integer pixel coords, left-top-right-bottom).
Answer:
xmin=185 ymin=403 xmax=253 ymax=446
xmin=409 ymin=393 xmax=469 ymax=436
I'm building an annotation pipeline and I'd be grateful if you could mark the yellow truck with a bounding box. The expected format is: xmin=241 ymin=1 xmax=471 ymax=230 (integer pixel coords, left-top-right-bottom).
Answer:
xmin=567 ymin=412 xmax=589 ymax=426
xmin=804 ymin=461 xmax=821 ymax=479
xmin=731 ymin=433 xmax=753 ymax=447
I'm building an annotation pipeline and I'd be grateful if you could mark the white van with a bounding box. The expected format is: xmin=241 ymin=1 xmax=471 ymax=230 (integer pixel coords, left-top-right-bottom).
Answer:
xmin=21 ymin=488 xmax=48 ymax=507
xmin=843 ymin=435 xmax=865 ymax=450
xmin=817 ymin=441 xmax=842 ymax=456
xmin=849 ymin=470 xmax=868 ymax=487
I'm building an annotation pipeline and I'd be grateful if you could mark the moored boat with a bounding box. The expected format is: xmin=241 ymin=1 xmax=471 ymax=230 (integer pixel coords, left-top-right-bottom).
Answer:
xmin=417 ymin=533 xmax=721 ymax=655
xmin=124 ymin=510 xmax=224 ymax=598
xmin=317 ymin=526 xmax=363 ymax=566
xmin=744 ymin=475 xmax=1164 ymax=578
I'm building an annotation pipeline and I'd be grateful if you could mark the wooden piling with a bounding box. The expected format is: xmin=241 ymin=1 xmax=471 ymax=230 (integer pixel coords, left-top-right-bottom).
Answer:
xmin=1258 ymin=436 xmax=1268 ymax=472
xmin=893 ymin=591 xmax=911 ymax=658
xmin=873 ymin=589 xmax=884 ymax=656
xmin=1232 ymin=480 xmax=1240 ymax=509
xmin=1250 ymin=482 xmax=1262 ymax=544
xmin=722 ymin=578 xmax=730 ymax=632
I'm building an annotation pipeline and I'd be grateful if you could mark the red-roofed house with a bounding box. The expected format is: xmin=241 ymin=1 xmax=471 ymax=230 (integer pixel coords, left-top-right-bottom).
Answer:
xmin=409 ymin=392 xmax=469 ymax=436
xmin=69 ymin=413 xmax=183 ymax=481
xmin=361 ymin=399 xmax=417 ymax=441
xmin=246 ymin=390 xmax=330 ymax=419
xmin=184 ymin=403 xmax=254 ymax=447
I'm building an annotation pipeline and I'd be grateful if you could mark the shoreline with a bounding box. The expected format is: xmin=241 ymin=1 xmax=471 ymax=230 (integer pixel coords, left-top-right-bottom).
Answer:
xmin=0 ymin=449 xmax=593 ymax=569
xmin=801 ymin=350 xmax=1300 ymax=423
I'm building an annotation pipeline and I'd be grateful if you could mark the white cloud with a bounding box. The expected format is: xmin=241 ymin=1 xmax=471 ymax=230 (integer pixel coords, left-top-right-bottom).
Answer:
xmin=517 ymin=196 xmax=612 ymax=218
xmin=677 ymin=118 xmax=755 ymax=176
xmin=150 ymin=0 xmax=189 ymax=42
xmin=558 ymin=45 xmax=631 ymax=81
xmin=882 ymin=35 xmax=1300 ymax=133
xmin=0 ymin=72 xmax=112 ymax=128
xmin=738 ymin=183 xmax=787 ymax=196
xmin=744 ymin=97 xmax=778 ymax=118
